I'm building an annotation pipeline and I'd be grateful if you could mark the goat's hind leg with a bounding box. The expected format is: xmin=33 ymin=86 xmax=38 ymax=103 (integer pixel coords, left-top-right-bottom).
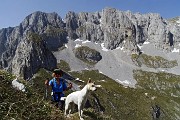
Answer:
xmin=65 ymin=102 xmax=74 ymax=118
xmin=64 ymin=102 xmax=70 ymax=117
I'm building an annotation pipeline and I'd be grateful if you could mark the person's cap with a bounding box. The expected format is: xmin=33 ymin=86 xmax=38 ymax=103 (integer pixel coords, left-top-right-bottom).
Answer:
xmin=53 ymin=69 xmax=63 ymax=75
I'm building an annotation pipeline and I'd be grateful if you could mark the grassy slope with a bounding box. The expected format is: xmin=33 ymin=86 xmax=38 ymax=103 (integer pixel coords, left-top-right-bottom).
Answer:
xmin=1 ymin=58 xmax=180 ymax=120
xmin=0 ymin=70 xmax=65 ymax=120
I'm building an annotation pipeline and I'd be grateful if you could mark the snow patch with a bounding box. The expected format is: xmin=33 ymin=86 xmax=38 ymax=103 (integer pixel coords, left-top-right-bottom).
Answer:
xmin=100 ymin=80 xmax=105 ymax=82
xmin=85 ymin=68 xmax=89 ymax=70
xmin=99 ymin=71 xmax=103 ymax=74
xmin=100 ymin=18 xmax=102 ymax=27
xmin=75 ymin=38 xmax=83 ymax=42
xmin=144 ymin=41 xmax=150 ymax=44
xmin=101 ymin=43 xmax=109 ymax=51
xmin=115 ymin=46 xmax=121 ymax=50
xmin=12 ymin=78 xmax=26 ymax=92
xmin=137 ymin=44 xmax=143 ymax=49
xmin=75 ymin=44 xmax=82 ymax=48
xmin=65 ymin=44 xmax=68 ymax=48
xmin=176 ymin=18 xmax=180 ymax=24
xmin=82 ymin=40 xmax=91 ymax=44
xmin=120 ymin=47 xmax=124 ymax=50
xmin=117 ymin=79 xmax=130 ymax=85
xmin=75 ymin=78 xmax=85 ymax=82
xmin=172 ymin=48 xmax=179 ymax=53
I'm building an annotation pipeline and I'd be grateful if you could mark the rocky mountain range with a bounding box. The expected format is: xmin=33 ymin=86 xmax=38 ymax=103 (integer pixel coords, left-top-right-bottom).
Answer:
xmin=0 ymin=7 xmax=180 ymax=86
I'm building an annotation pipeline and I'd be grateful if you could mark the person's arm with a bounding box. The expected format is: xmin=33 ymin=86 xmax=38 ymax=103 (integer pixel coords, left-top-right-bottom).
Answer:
xmin=65 ymin=82 xmax=72 ymax=91
xmin=45 ymin=79 xmax=49 ymax=86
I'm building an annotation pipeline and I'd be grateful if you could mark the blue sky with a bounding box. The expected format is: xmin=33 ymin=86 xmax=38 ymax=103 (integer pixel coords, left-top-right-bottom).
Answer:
xmin=0 ymin=0 xmax=179 ymax=29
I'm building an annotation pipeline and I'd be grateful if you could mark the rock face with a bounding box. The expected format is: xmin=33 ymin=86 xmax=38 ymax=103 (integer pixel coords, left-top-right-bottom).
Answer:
xmin=0 ymin=8 xmax=180 ymax=79
xmin=11 ymin=38 xmax=56 ymax=79
xmin=0 ymin=11 xmax=67 ymax=79
xmin=74 ymin=46 xmax=102 ymax=64
xmin=64 ymin=7 xmax=180 ymax=53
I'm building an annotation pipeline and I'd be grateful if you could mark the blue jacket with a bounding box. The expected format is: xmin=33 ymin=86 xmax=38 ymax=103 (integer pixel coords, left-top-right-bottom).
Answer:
xmin=49 ymin=78 xmax=67 ymax=93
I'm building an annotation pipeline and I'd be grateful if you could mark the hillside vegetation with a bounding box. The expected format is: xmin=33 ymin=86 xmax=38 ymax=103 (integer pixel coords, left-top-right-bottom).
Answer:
xmin=1 ymin=61 xmax=180 ymax=120
xmin=131 ymin=53 xmax=178 ymax=68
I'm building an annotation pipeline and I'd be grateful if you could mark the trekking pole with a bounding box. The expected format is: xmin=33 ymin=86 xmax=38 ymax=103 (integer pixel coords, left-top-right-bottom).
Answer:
xmin=44 ymin=79 xmax=49 ymax=100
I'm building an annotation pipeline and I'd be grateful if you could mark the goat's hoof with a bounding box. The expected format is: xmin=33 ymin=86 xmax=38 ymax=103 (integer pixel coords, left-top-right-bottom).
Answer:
xmin=80 ymin=117 xmax=84 ymax=120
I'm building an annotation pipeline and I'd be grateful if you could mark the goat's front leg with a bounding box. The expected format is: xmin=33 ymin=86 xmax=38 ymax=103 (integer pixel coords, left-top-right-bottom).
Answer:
xmin=78 ymin=103 xmax=84 ymax=120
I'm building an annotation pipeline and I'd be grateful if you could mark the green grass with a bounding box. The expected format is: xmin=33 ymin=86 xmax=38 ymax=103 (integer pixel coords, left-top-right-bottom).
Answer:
xmin=69 ymin=70 xmax=152 ymax=120
xmin=27 ymin=32 xmax=43 ymax=45
xmin=131 ymin=53 xmax=178 ymax=68
xmin=57 ymin=60 xmax=71 ymax=72
xmin=0 ymin=69 xmax=69 ymax=120
xmin=134 ymin=70 xmax=180 ymax=120
xmin=70 ymin=69 xmax=180 ymax=120
xmin=1 ymin=66 xmax=180 ymax=120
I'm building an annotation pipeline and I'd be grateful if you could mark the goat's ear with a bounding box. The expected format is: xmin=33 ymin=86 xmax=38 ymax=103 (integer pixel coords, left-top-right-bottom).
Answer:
xmin=87 ymin=79 xmax=91 ymax=83
xmin=87 ymin=78 xmax=92 ymax=83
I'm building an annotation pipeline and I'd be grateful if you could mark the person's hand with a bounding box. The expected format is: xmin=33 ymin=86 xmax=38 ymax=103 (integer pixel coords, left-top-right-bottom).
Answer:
xmin=68 ymin=83 xmax=72 ymax=89
xmin=44 ymin=80 xmax=49 ymax=85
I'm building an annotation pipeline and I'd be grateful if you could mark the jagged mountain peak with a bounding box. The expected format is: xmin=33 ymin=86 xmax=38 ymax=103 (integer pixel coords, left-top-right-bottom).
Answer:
xmin=0 ymin=7 xmax=180 ymax=80
xmin=20 ymin=11 xmax=64 ymax=34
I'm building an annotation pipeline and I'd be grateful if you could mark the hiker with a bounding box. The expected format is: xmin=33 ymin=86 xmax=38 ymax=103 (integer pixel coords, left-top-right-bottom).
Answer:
xmin=45 ymin=69 xmax=72 ymax=109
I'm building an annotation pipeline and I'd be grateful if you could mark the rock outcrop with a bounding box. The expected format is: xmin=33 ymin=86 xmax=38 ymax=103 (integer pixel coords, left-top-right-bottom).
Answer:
xmin=74 ymin=46 xmax=102 ymax=64
xmin=0 ymin=11 xmax=67 ymax=79
xmin=11 ymin=37 xmax=56 ymax=79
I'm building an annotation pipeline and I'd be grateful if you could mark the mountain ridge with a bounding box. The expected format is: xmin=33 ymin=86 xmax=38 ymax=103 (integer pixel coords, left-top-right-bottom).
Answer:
xmin=0 ymin=7 xmax=180 ymax=85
